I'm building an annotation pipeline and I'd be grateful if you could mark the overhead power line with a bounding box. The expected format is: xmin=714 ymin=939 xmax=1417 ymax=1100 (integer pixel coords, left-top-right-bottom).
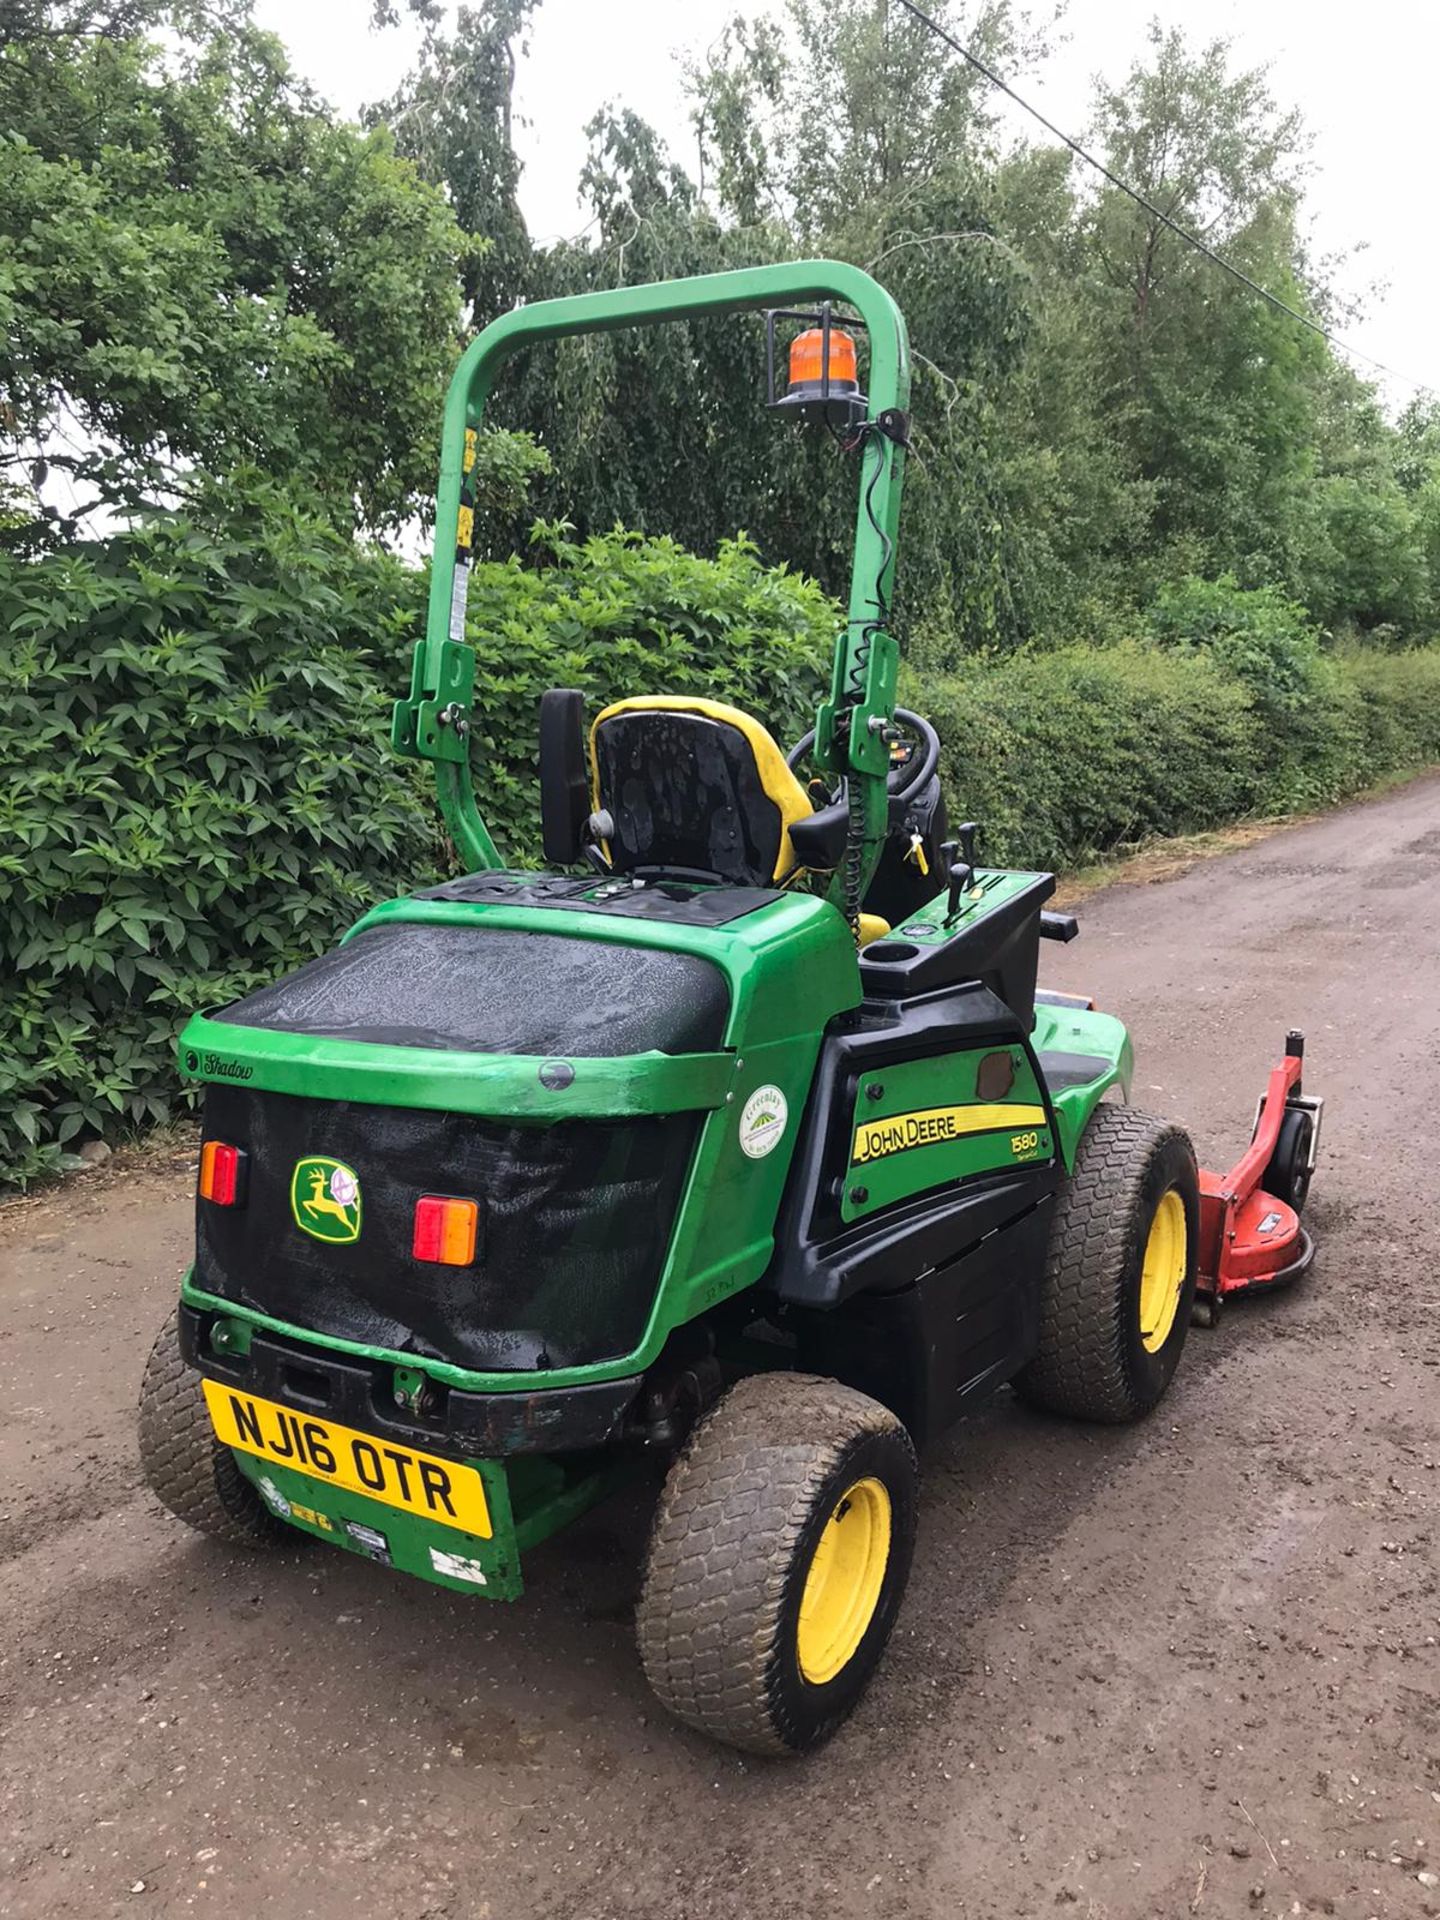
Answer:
xmin=892 ymin=0 xmax=1434 ymax=400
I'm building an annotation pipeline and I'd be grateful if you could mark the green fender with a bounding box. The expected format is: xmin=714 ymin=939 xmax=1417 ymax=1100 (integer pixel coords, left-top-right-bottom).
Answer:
xmin=1032 ymin=1000 xmax=1135 ymax=1171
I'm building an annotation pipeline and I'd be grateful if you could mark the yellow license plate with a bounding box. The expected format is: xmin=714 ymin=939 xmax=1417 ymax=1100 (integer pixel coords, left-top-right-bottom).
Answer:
xmin=203 ymin=1381 xmax=491 ymax=1537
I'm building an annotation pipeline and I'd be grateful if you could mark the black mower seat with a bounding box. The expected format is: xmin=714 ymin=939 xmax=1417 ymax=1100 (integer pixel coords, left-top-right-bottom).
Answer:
xmin=590 ymin=696 xmax=814 ymax=888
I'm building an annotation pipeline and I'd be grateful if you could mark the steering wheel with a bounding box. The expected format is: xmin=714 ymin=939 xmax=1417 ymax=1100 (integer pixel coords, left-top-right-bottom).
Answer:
xmin=786 ymin=706 xmax=940 ymax=809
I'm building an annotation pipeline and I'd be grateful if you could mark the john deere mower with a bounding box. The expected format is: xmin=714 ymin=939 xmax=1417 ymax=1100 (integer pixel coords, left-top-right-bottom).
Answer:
xmin=138 ymin=262 xmax=1322 ymax=1754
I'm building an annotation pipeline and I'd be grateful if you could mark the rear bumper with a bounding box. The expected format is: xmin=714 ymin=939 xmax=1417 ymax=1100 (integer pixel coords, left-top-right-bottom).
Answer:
xmin=184 ymin=1303 xmax=634 ymax=1598
xmin=179 ymin=1304 xmax=642 ymax=1456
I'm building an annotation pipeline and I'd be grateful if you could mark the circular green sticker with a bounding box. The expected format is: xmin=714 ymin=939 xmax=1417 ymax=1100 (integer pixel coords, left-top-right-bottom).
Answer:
xmin=739 ymin=1086 xmax=788 ymax=1160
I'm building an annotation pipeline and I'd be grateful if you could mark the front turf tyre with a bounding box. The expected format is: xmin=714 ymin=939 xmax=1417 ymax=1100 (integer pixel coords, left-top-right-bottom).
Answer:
xmin=138 ymin=1310 xmax=286 ymax=1548
xmin=1014 ymin=1106 xmax=1199 ymax=1424
xmin=636 ymin=1372 xmax=918 ymax=1756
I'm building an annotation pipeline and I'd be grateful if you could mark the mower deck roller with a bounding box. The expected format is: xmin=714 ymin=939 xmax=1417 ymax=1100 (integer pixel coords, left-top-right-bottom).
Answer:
xmin=138 ymin=260 xmax=1321 ymax=1754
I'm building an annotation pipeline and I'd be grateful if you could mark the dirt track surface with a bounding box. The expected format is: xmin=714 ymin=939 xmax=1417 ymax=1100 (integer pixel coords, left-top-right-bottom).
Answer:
xmin=4 ymin=776 xmax=1440 ymax=1920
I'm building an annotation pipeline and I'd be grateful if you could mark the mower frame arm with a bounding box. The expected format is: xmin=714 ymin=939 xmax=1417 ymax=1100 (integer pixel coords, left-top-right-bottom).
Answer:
xmin=393 ymin=260 xmax=911 ymax=882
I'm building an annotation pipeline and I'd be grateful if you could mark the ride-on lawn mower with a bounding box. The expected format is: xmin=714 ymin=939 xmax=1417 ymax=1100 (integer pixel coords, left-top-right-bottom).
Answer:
xmin=138 ymin=262 xmax=1322 ymax=1754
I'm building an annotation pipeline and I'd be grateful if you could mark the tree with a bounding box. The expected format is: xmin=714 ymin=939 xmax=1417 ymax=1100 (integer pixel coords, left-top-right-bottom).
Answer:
xmin=690 ymin=0 xmax=1033 ymax=242
xmin=1393 ymin=395 xmax=1440 ymax=497
xmin=358 ymin=0 xmax=1432 ymax=645
xmin=680 ymin=3 xmax=1103 ymax=648
xmin=1 ymin=0 xmax=468 ymax=538
xmin=1079 ymin=26 xmax=1329 ymax=583
xmin=366 ymin=0 xmax=539 ymax=325
xmin=499 ymin=108 xmax=820 ymax=574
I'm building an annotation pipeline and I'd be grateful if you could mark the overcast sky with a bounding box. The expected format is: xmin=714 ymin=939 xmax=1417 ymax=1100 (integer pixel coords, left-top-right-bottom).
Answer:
xmin=252 ymin=0 xmax=1438 ymax=410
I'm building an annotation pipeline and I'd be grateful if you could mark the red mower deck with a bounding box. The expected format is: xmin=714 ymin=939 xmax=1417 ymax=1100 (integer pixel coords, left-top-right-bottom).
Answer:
xmin=1194 ymin=1032 xmax=1322 ymax=1320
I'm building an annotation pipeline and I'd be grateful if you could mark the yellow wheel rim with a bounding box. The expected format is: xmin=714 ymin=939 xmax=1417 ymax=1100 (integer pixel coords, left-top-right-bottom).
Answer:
xmin=1139 ymin=1188 xmax=1187 ymax=1353
xmin=796 ymin=1476 xmax=892 ymax=1686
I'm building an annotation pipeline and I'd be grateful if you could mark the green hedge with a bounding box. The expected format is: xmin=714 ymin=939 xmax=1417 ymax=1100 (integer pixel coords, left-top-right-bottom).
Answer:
xmin=910 ymin=641 xmax=1440 ymax=871
xmin=0 ymin=488 xmax=438 ymax=1188
xmin=5 ymin=486 xmax=1440 ymax=1189
xmin=0 ymin=492 xmax=834 ymax=1187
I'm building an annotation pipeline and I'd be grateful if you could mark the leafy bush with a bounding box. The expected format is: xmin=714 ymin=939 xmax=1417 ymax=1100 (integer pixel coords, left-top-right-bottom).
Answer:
xmin=1144 ymin=574 xmax=1323 ymax=720
xmin=1139 ymin=574 xmax=1372 ymax=812
xmin=1329 ymin=644 xmax=1440 ymax=777
xmin=6 ymin=486 xmax=1439 ymax=1194
xmin=0 ymin=480 xmax=442 ymax=1186
xmin=1141 ymin=576 xmax=1440 ymax=808
xmin=910 ymin=638 xmax=1440 ymax=871
xmin=0 ymin=495 xmax=836 ymax=1186
xmin=914 ymin=644 xmax=1266 ymax=870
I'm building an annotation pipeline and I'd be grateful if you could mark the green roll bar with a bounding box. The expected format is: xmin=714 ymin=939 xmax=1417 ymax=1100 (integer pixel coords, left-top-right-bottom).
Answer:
xmin=392 ymin=259 xmax=911 ymax=903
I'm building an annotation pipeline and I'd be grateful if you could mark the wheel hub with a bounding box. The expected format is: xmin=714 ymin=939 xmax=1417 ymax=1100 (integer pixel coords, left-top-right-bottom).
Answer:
xmin=1139 ymin=1187 xmax=1187 ymax=1353
xmin=796 ymin=1475 xmax=892 ymax=1685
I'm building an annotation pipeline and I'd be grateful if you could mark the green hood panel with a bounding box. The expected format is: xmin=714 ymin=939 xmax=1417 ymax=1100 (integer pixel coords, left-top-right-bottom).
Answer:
xmin=179 ymin=885 xmax=860 ymax=1119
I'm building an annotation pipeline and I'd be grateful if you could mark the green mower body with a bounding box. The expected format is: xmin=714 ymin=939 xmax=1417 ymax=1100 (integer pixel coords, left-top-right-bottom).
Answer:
xmin=174 ymin=869 xmax=1130 ymax=1600
xmin=143 ymin=262 xmax=1195 ymax=1754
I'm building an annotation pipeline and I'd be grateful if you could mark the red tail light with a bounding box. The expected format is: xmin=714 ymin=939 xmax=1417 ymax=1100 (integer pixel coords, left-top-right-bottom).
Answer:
xmin=199 ymin=1140 xmax=246 ymax=1206
xmin=413 ymin=1195 xmax=479 ymax=1266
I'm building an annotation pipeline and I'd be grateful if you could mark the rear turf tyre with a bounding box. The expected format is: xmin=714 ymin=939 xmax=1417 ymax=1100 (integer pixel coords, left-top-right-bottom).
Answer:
xmin=1014 ymin=1106 xmax=1199 ymax=1423
xmin=1262 ymin=1106 xmax=1315 ymax=1216
xmin=138 ymin=1310 xmax=286 ymax=1548
xmin=636 ymin=1372 xmax=918 ymax=1755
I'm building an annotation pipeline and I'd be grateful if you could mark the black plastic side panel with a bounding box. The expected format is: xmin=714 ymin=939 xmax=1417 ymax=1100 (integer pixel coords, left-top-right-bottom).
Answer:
xmin=791 ymin=1201 xmax=1053 ymax=1445
xmin=767 ymin=981 xmax=1062 ymax=1309
xmin=859 ymin=872 xmax=1054 ymax=1021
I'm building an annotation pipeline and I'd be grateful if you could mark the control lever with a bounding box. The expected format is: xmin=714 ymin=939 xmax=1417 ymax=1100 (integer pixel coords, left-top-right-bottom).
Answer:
xmin=941 ymin=840 xmax=973 ymax=924
xmin=1039 ymin=911 xmax=1079 ymax=942
xmin=957 ymin=820 xmax=979 ymax=871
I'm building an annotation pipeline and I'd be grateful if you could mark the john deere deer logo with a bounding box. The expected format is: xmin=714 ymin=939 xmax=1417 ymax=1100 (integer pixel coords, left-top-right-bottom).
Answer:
xmin=290 ymin=1157 xmax=362 ymax=1244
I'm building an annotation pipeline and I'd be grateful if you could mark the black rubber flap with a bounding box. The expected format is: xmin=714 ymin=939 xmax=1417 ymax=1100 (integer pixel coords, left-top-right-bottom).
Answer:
xmin=197 ymin=1086 xmax=700 ymax=1371
xmin=211 ymin=922 xmax=730 ymax=1057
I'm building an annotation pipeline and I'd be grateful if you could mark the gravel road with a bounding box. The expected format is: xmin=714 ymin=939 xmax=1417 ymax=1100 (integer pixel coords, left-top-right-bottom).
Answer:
xmin=3 ymin=775 xmax=1439 ymax=1920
